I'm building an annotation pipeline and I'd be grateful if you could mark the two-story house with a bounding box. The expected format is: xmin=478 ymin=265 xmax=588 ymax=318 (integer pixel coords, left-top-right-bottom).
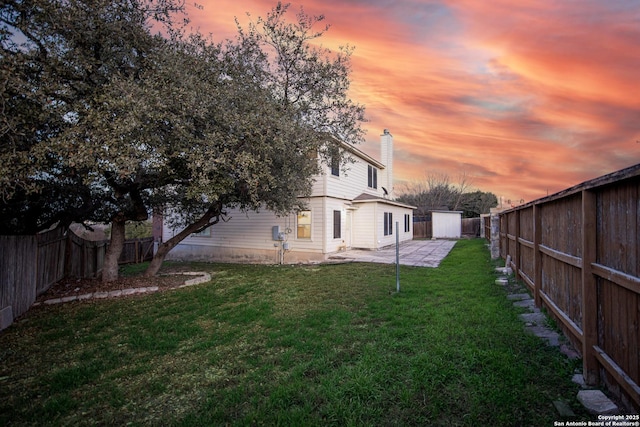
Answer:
xmin=162 ymin=129 xmax=415 ymax=264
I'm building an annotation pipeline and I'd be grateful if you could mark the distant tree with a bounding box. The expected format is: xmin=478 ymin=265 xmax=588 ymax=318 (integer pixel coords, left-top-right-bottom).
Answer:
xmin=459 ymin=191 xmax=498 ymax=218
xmin=397 ymin=172 xmax=476 ymax=216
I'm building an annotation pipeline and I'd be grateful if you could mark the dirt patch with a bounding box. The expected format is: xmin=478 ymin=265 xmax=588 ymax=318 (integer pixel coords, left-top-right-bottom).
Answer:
xmin=36 ymin=273 xmax=193 ymax=303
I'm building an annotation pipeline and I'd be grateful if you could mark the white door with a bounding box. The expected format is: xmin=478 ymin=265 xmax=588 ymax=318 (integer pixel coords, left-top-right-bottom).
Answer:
xmin=345 ymin=210 xmax=353 ymax=248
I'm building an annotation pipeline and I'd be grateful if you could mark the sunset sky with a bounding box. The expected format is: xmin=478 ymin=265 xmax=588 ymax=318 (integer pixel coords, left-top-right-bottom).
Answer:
xmin=185 ymin=0 xmax=639 ymax=204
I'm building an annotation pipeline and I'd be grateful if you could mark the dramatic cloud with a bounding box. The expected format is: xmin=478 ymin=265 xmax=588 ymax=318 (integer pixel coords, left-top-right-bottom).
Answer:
xmin=187 ymin=0 xmax=640 ymax=203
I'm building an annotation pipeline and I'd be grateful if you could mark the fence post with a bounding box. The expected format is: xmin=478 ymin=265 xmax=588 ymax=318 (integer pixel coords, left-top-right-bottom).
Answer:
xmin=514 ymin=210 xmax=521 ymax=280
xmin=533 ymin=203 xmax=541 ymax=307
xmin=490 ymin=214 xmax=500 ymax=259
xmin=581 ymin=189 xmax=599 ymax=385
xmin=64 ymin=231 xmax=73 ymax=278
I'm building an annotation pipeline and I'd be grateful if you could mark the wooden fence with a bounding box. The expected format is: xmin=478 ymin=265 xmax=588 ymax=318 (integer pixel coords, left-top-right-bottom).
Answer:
xmin=413 ymin=220 xmax=432 ymax=238
xmin=498 ymin=164 xmax=640 ymax=410
xmin=483 ymin=215 xmax=491 ymax=241
xmin=413 ymin=218 xmax=480 ymax=239
xmin=462 ymin=218 xmax=481 ymax=237
xmin=1 ymin=227 xmax=153 ymax=328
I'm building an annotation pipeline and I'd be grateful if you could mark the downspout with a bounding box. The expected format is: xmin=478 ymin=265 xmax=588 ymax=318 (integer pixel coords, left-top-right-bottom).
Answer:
xmin=373 ymin=202 xmax=379 ymax=249
xmin=322 ymin=196 xmax=327 ymax=255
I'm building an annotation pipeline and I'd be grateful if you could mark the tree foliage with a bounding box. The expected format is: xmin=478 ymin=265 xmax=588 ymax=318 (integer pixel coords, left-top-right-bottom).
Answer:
xmin=0 ymin=0 xmax=184 ymax=234
xmin=1 ymin=1 xmax=367 ymax=279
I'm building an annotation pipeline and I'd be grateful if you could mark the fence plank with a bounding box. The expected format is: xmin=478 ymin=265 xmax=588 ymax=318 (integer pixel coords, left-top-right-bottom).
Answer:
xmin=582 ymin=190 xmax=598 ymax=385
xmin=412 ymin=221 xmax=432 ymax=239
xmin=533 ymin=204 xmax=542 ymax=306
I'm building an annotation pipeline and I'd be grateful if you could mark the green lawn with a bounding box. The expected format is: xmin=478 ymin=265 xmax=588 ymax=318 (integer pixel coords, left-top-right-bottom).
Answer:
xmin=0 ymin=239 xmax=589 ymax=426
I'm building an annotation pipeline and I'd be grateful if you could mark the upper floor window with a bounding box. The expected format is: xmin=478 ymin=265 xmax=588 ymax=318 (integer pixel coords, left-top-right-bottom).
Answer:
xmin=368 ymin=165 xmax=377 ymax=189
xmin=297 ymin=210 xmax=311 ymax=239
xmin=331 ymin=155 xmax=340 ymax=176
xmin=193 ymin=227 xmax=211 ymax=237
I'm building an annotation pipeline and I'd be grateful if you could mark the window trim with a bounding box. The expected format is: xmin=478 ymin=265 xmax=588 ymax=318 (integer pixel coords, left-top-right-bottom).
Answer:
xmin=368 ymin=165 xmax=377 ymax=189
xmin=333 ymin=210 xmax=341 ymax=239
xmin=384 ymin=212 xmax=393 ymax=236
xmin=297 ymin=210 xmax=312 ymax=239
xmin=331 ymin=155 xmax=340 ymax=177
xmin=192 ymin=227 xmax=211 ymax=237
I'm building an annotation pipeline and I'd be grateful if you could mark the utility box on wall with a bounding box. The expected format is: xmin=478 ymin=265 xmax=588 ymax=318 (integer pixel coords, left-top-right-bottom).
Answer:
xmin=431 ymin=210 xmax=462 ymax=239
xmin=272 ymin=226 xmax=285 ymax=241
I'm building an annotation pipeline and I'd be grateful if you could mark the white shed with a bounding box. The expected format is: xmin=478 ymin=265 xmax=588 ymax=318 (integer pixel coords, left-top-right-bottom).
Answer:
xmin=431 ymin=210 xmax=462 ymax=239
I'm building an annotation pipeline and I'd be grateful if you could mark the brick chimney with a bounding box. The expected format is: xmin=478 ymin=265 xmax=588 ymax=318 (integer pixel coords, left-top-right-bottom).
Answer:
xmin=380 ymin=129 xmax=394 ymax=198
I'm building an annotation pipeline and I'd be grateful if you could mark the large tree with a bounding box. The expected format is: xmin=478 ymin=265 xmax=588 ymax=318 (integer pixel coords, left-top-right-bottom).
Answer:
xmin=1 ymin=0 xmax=191 ymax=280
xmin=1 ymin=1 xmax=366 ymax=280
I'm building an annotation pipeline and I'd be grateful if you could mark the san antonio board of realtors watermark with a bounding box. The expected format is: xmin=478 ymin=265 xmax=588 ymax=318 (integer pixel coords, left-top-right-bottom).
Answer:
xmin=554 ymin=415 xmax=640 ymax=427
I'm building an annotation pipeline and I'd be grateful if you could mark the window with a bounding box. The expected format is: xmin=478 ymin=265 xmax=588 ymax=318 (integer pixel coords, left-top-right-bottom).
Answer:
xmin=193 ymin=227 xmax=211 ymax=237
xmin=404 ymin=214 xmax=410 ymax=232
xmin=384 ymin=212 xmax=393 ymax=236
xmin=331 ymin=155 xmax=340 ymax=176
xmin=368 ymin=165 xmax=377 ymax=189
xmin=297 ymin=210 xmax=311 ymax=239
xmin=333 ymin=210 xmax=341 ymax=238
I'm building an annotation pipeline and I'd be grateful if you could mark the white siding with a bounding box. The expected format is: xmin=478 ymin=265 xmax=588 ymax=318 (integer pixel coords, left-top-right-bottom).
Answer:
xmin=164 ymin=200 xmax=331 ymax=263
xmin=322 ymin=197 xmax=351 ymax=253
xmin=351 ymin=203 xmax=376 ymax=249
xmin=375 ymin=205 xmax=413 ymax=248
xmin=323 ymin=156 xmax=384 ymax=201
xmin=351 ymin=202 xmax=413 ymax=250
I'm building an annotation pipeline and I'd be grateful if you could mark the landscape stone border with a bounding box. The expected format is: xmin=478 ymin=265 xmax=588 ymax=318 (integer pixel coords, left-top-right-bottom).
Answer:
xmin=494 ymin=265 xmax=622 ymax=417
xmin=32 ymin=272 xmax=211 ymax=307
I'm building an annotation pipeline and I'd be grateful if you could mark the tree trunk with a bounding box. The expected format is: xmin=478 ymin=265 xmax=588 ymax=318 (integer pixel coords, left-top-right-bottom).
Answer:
xmin=143 ymin=204 xmax=221 ymax=277
xmin=102 ymin=214 xmax=126 ymax=282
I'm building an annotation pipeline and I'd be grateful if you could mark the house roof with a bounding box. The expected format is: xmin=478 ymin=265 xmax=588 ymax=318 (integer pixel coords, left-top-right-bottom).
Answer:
xmin=352 ymin=193 xmax=416 ymax=209
xmin=331 ymin=137 xmax=385 ymax=169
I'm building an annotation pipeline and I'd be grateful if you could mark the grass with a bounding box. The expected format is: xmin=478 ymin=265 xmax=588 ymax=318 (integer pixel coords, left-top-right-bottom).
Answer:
xmin=0 ymin=239 xmax=589 ymax=426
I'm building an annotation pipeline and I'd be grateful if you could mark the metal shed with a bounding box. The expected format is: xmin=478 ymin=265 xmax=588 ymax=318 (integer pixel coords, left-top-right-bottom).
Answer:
xmin=431 ymin=210 xmax=462 ymax=239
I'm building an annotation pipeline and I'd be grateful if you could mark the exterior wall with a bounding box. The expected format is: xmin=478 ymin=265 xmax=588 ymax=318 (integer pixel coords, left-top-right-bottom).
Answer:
xmin=322 ymin=197 xmax=351 ymax=253
xmin=351 ymin=202 xmax=413 ymax=250
xmin=321 ymin=156 xmax=382 ymax=201
xmin=351 ymin=203 xmax=376 ymax=248
xmin=374 ymin=203 xmax=413 ymax=247
xmin=163 ymin=197 xmax=350 ymax=263
xmin=164 ymin=198 xmax=328 ymax=264
xmin=432 ymin=211 xmax=462 ymax=238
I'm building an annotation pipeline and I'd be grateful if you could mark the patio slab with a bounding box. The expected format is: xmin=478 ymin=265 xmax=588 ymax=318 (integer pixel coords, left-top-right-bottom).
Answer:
xmin=329 ymin=239 xmax=457 ymax=268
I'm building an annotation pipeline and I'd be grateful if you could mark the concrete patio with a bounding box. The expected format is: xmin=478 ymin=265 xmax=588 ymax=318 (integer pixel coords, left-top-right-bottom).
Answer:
xmin=329 ymin=239 xmax=457 ymax=267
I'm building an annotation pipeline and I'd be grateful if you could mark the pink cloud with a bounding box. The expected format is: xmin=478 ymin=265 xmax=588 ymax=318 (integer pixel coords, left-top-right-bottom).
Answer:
xmin=185 ymin=0 xmax=640 ymax=203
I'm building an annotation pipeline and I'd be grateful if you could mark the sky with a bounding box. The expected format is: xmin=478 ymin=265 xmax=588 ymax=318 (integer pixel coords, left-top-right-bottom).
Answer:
xmin=184 ymin=0 xmax=640 ymax=204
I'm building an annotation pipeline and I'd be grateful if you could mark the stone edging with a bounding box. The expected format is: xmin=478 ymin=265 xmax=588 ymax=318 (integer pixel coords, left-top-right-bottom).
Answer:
xmin=495 ymin=267 xmax=622 ymax=416
xmin=32 ymin=272 xmax=211 ymax=307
